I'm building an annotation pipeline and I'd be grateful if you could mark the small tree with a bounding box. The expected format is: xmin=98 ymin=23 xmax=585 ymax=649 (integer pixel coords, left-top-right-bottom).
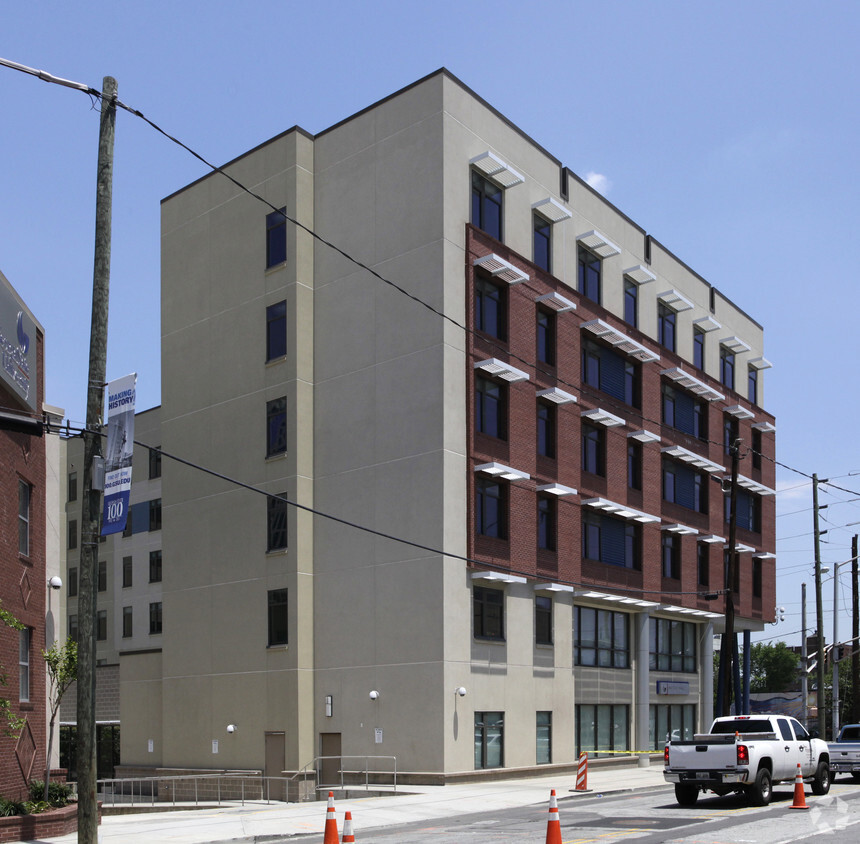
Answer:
xmin=0 ymin=600 xmax=25 ymax=738
xmin=749 ymin=641 xmax=800 ymax=693
xmin=42 ymin=638 xmax=78 ymax=800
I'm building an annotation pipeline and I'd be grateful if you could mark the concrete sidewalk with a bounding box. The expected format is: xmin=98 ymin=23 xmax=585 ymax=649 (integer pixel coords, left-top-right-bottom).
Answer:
xmin=40 ymin=764 xmax=669 ymax=843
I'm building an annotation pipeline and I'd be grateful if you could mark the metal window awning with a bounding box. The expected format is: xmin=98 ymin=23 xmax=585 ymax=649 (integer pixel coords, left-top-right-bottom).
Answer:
xmin=474 ymin=358 xmax=530 ymax=382
xmin=474 ymin=462 xmax=530 ymax=481
xmin=661 ymin=367 xmax=724 ymax=402
xmin=736 ymin=475 xmax=776 ymax=496
xmin=749 ymin=356 xmax=772 ymax=370
xmin=471 ymin=570 xmax=527 ymax=584
xmin=753 ymin=551 xmax=776 ymax=560
xmin=724 ymin=405 xmax=755 ymax=420
xmin=582 ymin=318 xmax=660 ymax=362
xmin=628 ymin=429 xmax=661 ymax=443
xmin=470 ymin=151 xmax=524 ymax=188
xmin=537 ymin=386 xmax=577 ymax=404
xmin=473 ymin=253 xmax=529 ymax=285
xmin=532 ymin=197 xmax=572 ymax=223
xmin=752 ymin=421 xmax=776 ymax=433
xmin=661 ymin=523 xmax=700 ymax=535
xmin=535 ymin=582 xmax=574 ymax=593
xmin=657 ymin=289 xmax=694 ymax=312
xmin=658 ymin=605 xmax=723 ymax=619
xmin=536 ymin=483 xmax=578 ymax=497
xmin=623 ymin=265 xmax=656 ymax=285
xmin=581 ymin=407 xmax=625 ymax=428
xmin=721 ymin=336 xmax=751 ymax=354
xmin=581 ymin=497 xmax=661 ymax=523
xmin=661 ymin=444 xmax=725 ymax=473
xmin=535 ymin=291 xmax=576 ymax=312
xmin=574 ymin=589 xmax=659 ymax=609
xmin=693 ymin=315 xmax=721 ymax=332
xmin=698 ymin=534 xmax=726 ymax=544
xmin=577 ymin=229 xmax=621 ymax=258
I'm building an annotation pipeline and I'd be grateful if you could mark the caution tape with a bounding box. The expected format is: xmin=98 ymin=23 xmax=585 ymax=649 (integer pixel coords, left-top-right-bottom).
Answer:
xmin=580 ymin=749 xmax=661 ymax=755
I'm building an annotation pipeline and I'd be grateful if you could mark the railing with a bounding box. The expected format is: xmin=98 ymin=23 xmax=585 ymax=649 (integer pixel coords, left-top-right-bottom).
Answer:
xmin=291 ymin=755 xmax=398 ymax=798
xmin=97 ymin=773 xmax=292 ymax=808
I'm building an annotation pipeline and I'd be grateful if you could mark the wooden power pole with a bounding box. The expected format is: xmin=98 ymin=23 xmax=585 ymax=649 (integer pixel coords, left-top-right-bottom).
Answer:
xmin=77 ymin=75 xmax=117 ymax=844
xmin=813 ymin=474 xmax=826 ymax=740
xmin=852 ymin=534 xmax=859 ymax=723
xmin=718 ymin=438 xmax=742 ymax=716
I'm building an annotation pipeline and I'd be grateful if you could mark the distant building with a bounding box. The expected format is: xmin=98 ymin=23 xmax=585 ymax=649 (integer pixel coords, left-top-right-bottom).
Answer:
xmin=110 ymin=69 xmax=774 ymax=783
xmin=0 ymin=269 xmax=62 ymax=799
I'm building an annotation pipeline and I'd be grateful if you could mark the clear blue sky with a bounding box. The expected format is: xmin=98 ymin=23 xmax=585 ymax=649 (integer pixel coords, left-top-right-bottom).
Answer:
xmin=2 ymin=1 xmax=858 ymax=646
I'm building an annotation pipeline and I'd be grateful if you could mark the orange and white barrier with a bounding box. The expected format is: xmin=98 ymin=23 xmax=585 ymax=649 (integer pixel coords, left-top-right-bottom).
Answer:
xmin=575 ymin=751 xmax=589 ymax=791
xmin=789 ymin=764 xmax=808 ymax=810
xmin=545 ymin=788 xmax=562 ymax=844
xmin=323 ymin=791 xmax=339 ymax=843
xmin=342 ymin=809 xmax=356 ymax=842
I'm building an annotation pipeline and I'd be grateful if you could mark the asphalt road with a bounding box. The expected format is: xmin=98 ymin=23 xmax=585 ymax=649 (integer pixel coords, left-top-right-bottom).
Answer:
xmin=304 ymin=779 xmax=860 ymax=843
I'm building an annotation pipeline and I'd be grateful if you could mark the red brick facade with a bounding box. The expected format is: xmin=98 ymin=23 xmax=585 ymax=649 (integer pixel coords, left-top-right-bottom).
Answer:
xmin=0 ymin=327 xmax=46 ymax=801
xmin=465 ymin=225 xmax=776 ymax=624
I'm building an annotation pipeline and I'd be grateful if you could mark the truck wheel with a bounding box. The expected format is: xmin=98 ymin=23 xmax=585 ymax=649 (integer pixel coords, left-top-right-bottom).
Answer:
xmin=747 ymin=767 xmax=772 ymax=806
xmin=812 ymin=761 xmax=831 ymax=795
xmin=674 ymin=783 xmax=699 ymax=806
xmin=852 ymin=772 xmax=860 ymax=783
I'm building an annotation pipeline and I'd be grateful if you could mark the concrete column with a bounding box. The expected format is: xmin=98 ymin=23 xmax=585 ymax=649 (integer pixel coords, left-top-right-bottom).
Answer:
xmin=701 ymin=621 xmax=714 ymax=730
xmin=635 ymin=611 xmax=650 ymax=753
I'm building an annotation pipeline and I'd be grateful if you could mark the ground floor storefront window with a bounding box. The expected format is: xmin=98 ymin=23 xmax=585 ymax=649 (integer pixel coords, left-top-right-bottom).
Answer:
xmin=575 ymin=704 xmax=629 ymax=758
xmin=650 ymin=703 xmax=696 ymax=749
xmin=60 ymin=723 xmax=120 ymax=781
xmin=475 ymin=711 xmax=504 ymax=769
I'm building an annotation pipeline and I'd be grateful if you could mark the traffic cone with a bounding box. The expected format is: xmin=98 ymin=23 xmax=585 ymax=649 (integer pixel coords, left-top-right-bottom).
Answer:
xmin=342 ymin=810 xmax=356 ymax=842
xmin=575 ymin=751 xmax=589 ymax=792
xmin=545 ymin=789 xmax=562 ymax=844
xmin=323 ymin=791 xmax=339 ymax=843
xmin=789 ymin=763 xmax=808 ymax=810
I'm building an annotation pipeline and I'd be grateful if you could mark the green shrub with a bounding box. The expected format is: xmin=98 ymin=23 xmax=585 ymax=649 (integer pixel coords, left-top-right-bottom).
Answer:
xmin=27 ymin=779 xmax=73 ymax=807
xmin=23 ymin=800 xmax=51 ymax=814
xmin=0 ymin=797 xmax=26 ymax=817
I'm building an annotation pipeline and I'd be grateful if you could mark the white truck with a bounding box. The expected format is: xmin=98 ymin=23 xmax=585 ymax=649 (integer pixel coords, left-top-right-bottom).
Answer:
xmin=828 ymin=723 xmax=860 ymax=781
xmin=664 ymin=714 xmax=830 ymax=806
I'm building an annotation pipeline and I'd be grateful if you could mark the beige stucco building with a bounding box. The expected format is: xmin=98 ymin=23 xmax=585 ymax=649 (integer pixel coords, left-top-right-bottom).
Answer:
xmin=114 ymin=69 xmax=775 ymax=783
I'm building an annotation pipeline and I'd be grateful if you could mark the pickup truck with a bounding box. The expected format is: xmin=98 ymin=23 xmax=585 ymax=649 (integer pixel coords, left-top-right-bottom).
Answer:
xmin=828 ymin=723 xmax=860 ymax=781
xmin=664 ymin=714 xmax=830 ymax=806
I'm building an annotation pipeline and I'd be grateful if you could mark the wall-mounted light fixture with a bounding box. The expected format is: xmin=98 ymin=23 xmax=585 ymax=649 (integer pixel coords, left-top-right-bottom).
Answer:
xmin=455 ymin=687 xmax=467 ymax=697
xmin=325 ymin=695 xmax=333 ymax=717
xmin=369 ymin=690 xmax=380 ymax=701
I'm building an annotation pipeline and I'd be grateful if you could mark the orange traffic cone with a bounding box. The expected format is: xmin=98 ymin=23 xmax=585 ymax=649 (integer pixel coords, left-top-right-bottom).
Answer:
xmin=575 ymin=751 xmax=589 ymax=792
xmin=324 ymin=791 xmax=339 ymax=843
xmin=789 ymin=763 xmax=808 ymax=810
xmin=545 ymin=788 xmax=562 ymax=844
xmin=342 ymin=810 xmax=356 ymax=842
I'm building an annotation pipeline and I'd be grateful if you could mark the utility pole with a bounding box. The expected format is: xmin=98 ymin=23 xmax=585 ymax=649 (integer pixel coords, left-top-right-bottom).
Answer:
xmin=801 ymin=582 xmax=808 ymax=727
xmin=77 ymin=75 xmax=116 ymax=844
xmin=852 ymin=535 xmax=859 ymax=724
xmin=834 ymin=557 xmax=842 ymax=739
xmin=813 ymin=474 xmax=826 ymax=740
xmin=718 ymin=438 xmax=741 ymax=716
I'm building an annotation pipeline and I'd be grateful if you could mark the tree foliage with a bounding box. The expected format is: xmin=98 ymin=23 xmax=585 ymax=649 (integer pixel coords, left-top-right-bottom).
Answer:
xmin=1 ymin=600 xmax=25 ymax=738
xmin=748 ymin=641 xmax=800 ymax=693
xmin=42 ymin=637 xmax=78 ymax=800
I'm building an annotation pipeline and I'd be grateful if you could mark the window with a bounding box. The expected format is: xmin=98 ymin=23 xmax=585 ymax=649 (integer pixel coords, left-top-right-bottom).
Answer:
xmin=266 ymin=300 xmax=287 ymax=361
xmin=537 ymin=497 xmax=556 ymax=552
xmin=728 ymin=490 xmax=762 ymax=533
xmin=752 ymin=557 xmax=762 ymax=598
xmin=650 ymin=704 xmax=696 ymax=749
xmin=96 ymin=610 xmax=107 ymax=641
xmin=582 ymin=423 xmax=605 ymax=476
xmin=149 ymin=499 xmax=162 ymax=531
xmin=535 ymin=595 xmax=553 ymax=645
xmin=575 ymin=606 xmax=629 ymax=667
xmin=68 ymin=520 xmax=78 ymax=549
xmin=697 ymin=543 xmax=709 ymax=587
xmin=662 ymin=534 xmax=680 ymax=579
xmin=68 ymin=567 xmax=78 ymax=597
xmin=536 ymin=308 xmax=555 ymax=365
xmin=18 ymin=480 xmax=30 ymax=556
xmin=123 ymin=508 xmax=133 ymax=537
xmin=723 ymin=415 xmax=739 ymax=456
xmin=624 ymin=280 xmax=638 ymax=328
xmin=476 ymin=478 xmax=507 ymax=539
xmin=693 ymin=327 xmax=705 ymax=371
xmin=720 ymin=346 xmax=735 ymax=389
xmin=122 ymin=556 xmax=132 ymax=588
xmin=122 ymin=607 xmax=133 ymax=639
xmin=268 ymin=588 xmax=288 ymax=646
xmin=576 ymin=704 xmax=629 ymax=758
xmin=748 ymin=365 xmax=758 ymax=404
xmin=627 ymin=441 xmax=642 ymax=490
xmin=267 ymin=493 xmax=288 ymax=551
xmin=19 ymin=628 xmax=30 ymax=702
xmin=149 ymin=447 xmax=162 ymax=479
xmin=475 ymin=376 xmax=506 ymax=439
xmin=475 ymin=277 xmax=505 ymax=340
xmin=68 ymin=471 xmax=78 ymax=502
xmin=267 ymin=397 xmax=287 ymax=456
xmin=537 ymin=401 xmax=556 ymax=459
xmin=658 ymin=303 xmax=677 ymax=352
xmin=475 ymin=711 xmax=504 ymax=769
xmin=149 ymin=602 xmax=163 ymax=635
xmin=471 ymin=171 xmax=502 ymax=241
xmin=536 ymin=712 xmax=552 ymax=764
xmin=149 ymin=550 xmax=162 ymax=583
xmin=533 ymin=213 xmax=551 ymax=272
xmin=473 ymin=586 xmax=504 ymax=640
xmin=68 ymin=615 xmax=78 ymax=643
xmin=582 ymin=513 xmax=640 ymax=569
xmin=663 ymin=460 xmax=708 ymax=513
xmin=578 ymin=246 xmax=601 ymax=304
xmin=582 ymin=340 xmax=639 ymax=407
xmin=752 ymin=428 xmax=762 ymax=471
xmin=662 ymin=383 xmax=707 ymax=440
xmin=98 ymin=560 xmax=107 ymax=592
xmin=650 ymin=617 xmax=696 ymax=672
xmin=266 ymin=207 xmax=287 ymax=268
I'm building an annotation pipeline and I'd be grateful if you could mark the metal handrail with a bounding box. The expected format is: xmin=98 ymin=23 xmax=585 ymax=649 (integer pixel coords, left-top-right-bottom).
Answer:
xmin=290 ymin=755 xmax=397 ymax=797
xmin=96 ymin=773 xmax=290 ymax=808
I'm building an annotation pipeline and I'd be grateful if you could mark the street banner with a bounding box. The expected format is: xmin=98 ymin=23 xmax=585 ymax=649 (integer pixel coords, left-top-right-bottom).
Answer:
xmin=101 ymin=373 xmax=137 ymax=535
